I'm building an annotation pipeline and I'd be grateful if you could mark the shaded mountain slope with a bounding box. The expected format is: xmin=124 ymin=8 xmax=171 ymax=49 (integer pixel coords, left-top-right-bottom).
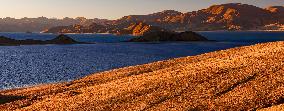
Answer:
xmin=1 ymin=42 xmax=284 ymax=110
xmin=266 ymin=6 xmax=284 ymax=23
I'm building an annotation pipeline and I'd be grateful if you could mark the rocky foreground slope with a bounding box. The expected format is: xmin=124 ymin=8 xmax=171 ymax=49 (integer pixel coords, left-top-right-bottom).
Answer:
xmin=1 ymin=42 xmax=284 ymax=110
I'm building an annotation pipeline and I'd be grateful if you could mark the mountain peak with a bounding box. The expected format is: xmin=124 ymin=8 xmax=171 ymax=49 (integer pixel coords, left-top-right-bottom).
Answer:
xmin=203 ymin=3 xmax=267 ymax=16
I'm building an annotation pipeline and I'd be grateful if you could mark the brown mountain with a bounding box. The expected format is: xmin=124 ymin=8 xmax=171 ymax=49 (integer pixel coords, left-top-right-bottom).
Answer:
xmin=186 ymin=3 xmax=274 ymax=30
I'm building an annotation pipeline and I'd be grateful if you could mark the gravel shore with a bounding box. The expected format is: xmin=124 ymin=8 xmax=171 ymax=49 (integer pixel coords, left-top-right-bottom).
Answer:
xmin=1 ymin=41 xmax=284 ymax=111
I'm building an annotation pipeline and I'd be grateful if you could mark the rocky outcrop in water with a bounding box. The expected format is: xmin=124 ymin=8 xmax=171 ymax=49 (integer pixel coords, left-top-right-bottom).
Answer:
xmin=128 ymin=31 xmax=208 ymax=42
xmin=0 ymin=34 xmax=83 ymax=46
xmin=46 ymin=34 xmax=80 ymax=44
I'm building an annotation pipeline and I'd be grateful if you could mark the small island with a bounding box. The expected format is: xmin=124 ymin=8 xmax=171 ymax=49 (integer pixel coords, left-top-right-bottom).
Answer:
xmin=128 ymin=31 xmax=209 ymax=42
xmin=0 ymin=34 xmax=85 ymax=46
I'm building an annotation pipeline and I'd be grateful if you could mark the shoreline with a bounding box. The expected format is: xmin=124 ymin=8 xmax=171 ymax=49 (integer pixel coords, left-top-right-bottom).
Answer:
xmin=1 ymin=41 xmax=284 ymax=110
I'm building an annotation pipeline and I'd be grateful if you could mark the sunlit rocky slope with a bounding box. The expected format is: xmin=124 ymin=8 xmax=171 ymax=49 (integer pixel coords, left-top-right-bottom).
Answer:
xmin=1 ymin=41 xmax=284 ymax=110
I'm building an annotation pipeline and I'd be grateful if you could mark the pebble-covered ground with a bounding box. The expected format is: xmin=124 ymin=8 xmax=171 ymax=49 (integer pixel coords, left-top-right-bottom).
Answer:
xmin=1 ymin=41 xmax=284 ymax=110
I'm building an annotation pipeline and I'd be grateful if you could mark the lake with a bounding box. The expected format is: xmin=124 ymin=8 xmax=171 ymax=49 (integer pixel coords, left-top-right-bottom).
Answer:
xmin=0 ymin=31 xmax=284 ymax=89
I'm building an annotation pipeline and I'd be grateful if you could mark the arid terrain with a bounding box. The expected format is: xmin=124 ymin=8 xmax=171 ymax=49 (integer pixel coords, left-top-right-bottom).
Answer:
xmin=1 ymin=41 xmax=284 ymax=110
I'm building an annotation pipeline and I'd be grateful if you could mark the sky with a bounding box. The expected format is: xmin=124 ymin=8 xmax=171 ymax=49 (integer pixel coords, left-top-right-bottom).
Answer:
xmin=0 ymin=0 xmax=283 ymax=20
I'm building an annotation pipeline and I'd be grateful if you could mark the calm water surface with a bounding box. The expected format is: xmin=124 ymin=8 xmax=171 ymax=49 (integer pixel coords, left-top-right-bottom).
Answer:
xmin=0 ymin=31 xmax=284 ymax=89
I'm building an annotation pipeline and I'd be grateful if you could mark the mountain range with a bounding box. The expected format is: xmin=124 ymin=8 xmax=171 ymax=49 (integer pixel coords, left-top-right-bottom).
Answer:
xmin=113 ymin=3 xmax=284 ymax=31
xmin=0 ymin=17 xmax=110 ymax=32
xmin=1 ymin=3 xmax=284 ymax=33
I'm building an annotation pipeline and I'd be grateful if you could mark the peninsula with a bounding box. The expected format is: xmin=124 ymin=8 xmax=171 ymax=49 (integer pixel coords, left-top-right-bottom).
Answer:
xmin=0 ymin=34 xmax=84 ymax=46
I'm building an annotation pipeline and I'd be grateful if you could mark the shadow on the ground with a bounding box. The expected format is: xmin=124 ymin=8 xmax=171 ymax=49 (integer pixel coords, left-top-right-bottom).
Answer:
xmin=0 ymin=95 xmax=25 ymax=104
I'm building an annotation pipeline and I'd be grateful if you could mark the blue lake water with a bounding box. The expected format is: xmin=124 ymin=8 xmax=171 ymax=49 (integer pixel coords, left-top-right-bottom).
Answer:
xmin=0 ymin=31 xmax=284 ymax=89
